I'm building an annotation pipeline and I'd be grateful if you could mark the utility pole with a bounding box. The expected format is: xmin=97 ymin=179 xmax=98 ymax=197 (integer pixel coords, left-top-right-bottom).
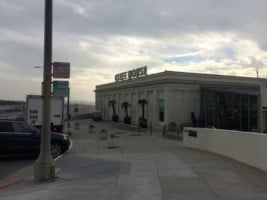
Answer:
xmin=34 ymin=0 xmax=55 ymax=180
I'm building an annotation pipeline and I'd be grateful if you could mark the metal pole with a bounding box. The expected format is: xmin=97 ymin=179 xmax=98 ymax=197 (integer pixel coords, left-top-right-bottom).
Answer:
xmin=34 ymin=0 xmax=55 ymax=180
xmin=149 ymin=122 xmax=152 ymax=136
xmin=67 ymin=87 xmax=70 ymax=120
xmin=67 ymin=87 xmax=70 ymax=131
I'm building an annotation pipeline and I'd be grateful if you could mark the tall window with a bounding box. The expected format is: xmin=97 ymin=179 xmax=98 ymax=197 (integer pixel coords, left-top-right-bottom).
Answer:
xmin=201 ymin=88 xmax=259 ymax=131
xmin=158 ymin=99 xmax=165 ymax=122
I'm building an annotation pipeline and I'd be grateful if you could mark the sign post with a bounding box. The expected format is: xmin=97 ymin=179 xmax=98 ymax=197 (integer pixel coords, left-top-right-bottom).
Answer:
xmin=52 ymin=62 xmax=71 ymax=136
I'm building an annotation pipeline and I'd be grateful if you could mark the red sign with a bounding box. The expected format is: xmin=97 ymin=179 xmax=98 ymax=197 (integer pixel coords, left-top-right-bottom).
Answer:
xmin=53 ymin=62 xmax=70 ymax=78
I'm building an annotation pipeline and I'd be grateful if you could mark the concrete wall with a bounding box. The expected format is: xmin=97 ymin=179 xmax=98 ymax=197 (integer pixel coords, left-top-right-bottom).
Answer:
xmin=183 ymin=127 xmax=267 ymax=172
xmin=167 ymin=86 xmax=199 ymax=126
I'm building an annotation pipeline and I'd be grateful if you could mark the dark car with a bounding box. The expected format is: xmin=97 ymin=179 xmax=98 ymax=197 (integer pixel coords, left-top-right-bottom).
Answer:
xmin=0 ymin=120 xmax=72 ymax=159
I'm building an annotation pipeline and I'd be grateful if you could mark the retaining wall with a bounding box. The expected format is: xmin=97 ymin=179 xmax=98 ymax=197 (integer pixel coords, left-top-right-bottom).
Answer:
xmin=183 ymin=128 xmax=267 ymax=172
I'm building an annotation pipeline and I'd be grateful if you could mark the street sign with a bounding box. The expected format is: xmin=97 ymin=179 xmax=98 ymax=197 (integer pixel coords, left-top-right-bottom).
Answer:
xmin=53 ymin=62 xmax=70 ymax=78
xmin=53 ymin=81 xmax=69 ymax=97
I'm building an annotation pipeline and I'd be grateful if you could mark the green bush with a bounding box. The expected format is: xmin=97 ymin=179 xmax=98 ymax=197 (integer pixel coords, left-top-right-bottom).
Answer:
xmin=112 ymin=115 xmax=119 ymax=122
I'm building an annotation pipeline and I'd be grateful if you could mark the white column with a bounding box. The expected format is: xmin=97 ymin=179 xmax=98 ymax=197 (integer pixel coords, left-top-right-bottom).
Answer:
xmin=145 ymin=90 xmax=148 ymax=120
xmin=155 ymin=90 xmax=158 ymax=123
xmin=164 ymin=88 xmax=169 ymax=125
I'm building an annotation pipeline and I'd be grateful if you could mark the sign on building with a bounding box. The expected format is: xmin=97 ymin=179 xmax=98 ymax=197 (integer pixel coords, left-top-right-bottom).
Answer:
xmin=53 ymin=81 xmax=69 ymax=97
xmin=53 ymin=62 xmax=70 ymax=79
xmin=115 ymin=66 xmax=147 ymax=82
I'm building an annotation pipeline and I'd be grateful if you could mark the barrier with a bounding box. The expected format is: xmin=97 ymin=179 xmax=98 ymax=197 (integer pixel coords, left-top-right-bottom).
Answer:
xmin=183 ymin=127 xmax=267 ymax=172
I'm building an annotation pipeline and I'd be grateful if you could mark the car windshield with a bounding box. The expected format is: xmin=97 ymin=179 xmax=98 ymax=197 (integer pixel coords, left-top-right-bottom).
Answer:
xmin=12 ymin=122 xmax=40 ymax=134
xmin=26 ymin=123 xmax=40 ymax=134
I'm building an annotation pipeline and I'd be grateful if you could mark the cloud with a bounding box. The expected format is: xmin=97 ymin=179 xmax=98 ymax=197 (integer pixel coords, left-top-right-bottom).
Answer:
xmin=0 ymin=0 xmax=267 ymax=102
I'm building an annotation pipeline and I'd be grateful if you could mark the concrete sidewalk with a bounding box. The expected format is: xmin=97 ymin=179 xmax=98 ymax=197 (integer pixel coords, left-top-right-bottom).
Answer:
xmin=1 ymin=119 xmax=267 ymax=200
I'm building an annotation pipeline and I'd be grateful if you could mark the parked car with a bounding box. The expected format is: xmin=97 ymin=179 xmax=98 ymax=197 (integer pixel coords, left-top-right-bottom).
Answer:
xmin=0 ymin=120 xmax=72 ymax=158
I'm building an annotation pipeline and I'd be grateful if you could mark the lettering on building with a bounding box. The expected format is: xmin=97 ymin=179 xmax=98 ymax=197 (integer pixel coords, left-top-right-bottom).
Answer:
xmin=115 ymin=66 xmax=147 ymax=82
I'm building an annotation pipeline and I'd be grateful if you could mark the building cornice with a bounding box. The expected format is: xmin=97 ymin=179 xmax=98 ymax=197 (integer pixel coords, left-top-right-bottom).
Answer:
xmin=95 ymin=71 xmax=266 ymax=92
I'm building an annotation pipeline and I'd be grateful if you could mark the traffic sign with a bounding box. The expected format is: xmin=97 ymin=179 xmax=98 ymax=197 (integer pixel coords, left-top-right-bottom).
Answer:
xmin=53 ymin=62 xmax=70 ymax=78
xmin=53 ymin=81 xmax=69 ymax=97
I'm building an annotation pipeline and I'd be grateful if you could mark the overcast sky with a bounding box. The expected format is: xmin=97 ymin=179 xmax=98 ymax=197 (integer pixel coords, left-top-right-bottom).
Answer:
xmin=0 ymin=0 xmax=267 ymax=102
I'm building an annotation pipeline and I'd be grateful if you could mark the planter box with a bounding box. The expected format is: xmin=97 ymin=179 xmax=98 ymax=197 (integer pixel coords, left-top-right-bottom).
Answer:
xmin=88 ymin=125 xmax=95 ymax=133
xmin=107 ymin=134 xmax=120 ymax=148
xmin=99 ymin=129 xmax=108 ymax=139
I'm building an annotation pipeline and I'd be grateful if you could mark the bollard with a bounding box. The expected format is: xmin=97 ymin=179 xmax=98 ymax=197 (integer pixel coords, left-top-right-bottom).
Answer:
xmin=162 ymin=125 xmax=166 ymax=138
xmin=107 ymin=133 xmax=120 ymax=148
xmin=149 ymin=122 xmax=152 ymax=136
xmin=99 ymin=129 xmax=108 ymax=139
xmin=88 ymin=124 xmax=95 ymax=133
xmin=74 ymin=122 xmax=80 ymax=130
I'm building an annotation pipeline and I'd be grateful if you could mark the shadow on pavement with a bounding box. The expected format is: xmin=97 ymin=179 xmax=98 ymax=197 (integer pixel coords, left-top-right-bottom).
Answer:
xmin=0 ymin=157 xmax=34 ymax=179
xmin=57 ymin=155 xmax=121 ymax=179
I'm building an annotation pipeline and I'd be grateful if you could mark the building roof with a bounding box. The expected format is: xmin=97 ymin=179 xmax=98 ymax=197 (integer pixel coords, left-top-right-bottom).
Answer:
xmin=95 ymin=70 xmax=267 ymax=92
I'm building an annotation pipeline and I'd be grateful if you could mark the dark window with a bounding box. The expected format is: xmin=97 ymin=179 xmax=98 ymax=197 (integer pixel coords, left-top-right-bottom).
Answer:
xmin=0 ymin=122 xmax=14 ymax=132
xmin=250 ymin=110 xmax=258 ymax=130
xmin=12 ymin=122 xmax=36 ymax=134
xmin=188 ymin=130 xmax=197 ymax=137
xmin=250 ymin=96 xmax=258 ymax=110
xmin=158 ymin=99 xmax=165 ymax=122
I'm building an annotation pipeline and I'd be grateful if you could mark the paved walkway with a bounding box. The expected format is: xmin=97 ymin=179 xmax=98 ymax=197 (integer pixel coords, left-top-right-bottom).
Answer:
xmin=1 ymin=120 xmax=267 ymax=200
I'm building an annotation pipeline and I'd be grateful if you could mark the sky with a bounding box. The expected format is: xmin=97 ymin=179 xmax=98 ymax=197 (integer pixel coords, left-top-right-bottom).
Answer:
xmin=0 ymin=0 xmax=267 ymax=103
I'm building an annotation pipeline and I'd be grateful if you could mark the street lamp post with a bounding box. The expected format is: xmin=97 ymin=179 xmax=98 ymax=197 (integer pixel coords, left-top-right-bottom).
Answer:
xmin=34 ymin=0 xmax=55 ymax=180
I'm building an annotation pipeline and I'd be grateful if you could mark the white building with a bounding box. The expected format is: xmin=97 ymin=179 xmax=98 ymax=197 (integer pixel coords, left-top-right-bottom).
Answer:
xmin=95 ymin=70 xmax=267 ymax=132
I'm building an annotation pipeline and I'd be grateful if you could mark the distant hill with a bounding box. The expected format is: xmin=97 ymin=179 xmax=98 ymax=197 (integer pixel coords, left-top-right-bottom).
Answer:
xmin=70 ymin=100 xmax=95 ymax=105
xmin=67 ymin=103 xmax=95 ymax=115
xmin=0 ymin=99 xmax=95 ymax=107
xmin=0 ymin=100 xmax=25 ymax=106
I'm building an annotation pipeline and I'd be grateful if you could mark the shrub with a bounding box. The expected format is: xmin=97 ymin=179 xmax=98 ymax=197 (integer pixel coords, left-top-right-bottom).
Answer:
xmin=112 ymin=115 xmax=119 ymax=122
xmin=139 ymin=117 xmax=147 ymax=128
xmin=124 ymin=116 xmax=131 ymax=124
